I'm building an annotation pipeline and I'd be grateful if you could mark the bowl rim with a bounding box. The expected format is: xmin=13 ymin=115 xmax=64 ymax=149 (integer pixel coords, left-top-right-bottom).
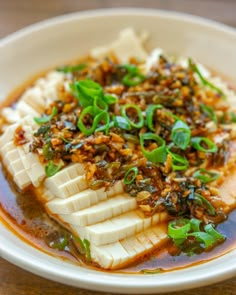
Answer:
xmin=0 ymin=8 xmax=236 ymax=293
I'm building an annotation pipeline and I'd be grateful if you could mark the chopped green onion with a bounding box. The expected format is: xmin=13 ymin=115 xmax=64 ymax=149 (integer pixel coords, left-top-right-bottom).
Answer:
xmin=189 ymin=58 xmax=226 ymax=98
xmin=121 ymin=64 xmax=145 ymax=86
xmin=93 ymin=96 xmax=108 ymax=113
xmin=140 ymin=133 xmax=167 ymax=163
xmin=45 ymin=160 xmax=63 ymax=177
xmin=124 ymin=167 xmax=138 ymax=185
xmin=187 ymin=232 xmax=216 ymax=249
xmin=200 ymin=103 xmax=217 ymax=124
xmin=167 ymin=147 xmax=189 ymax=171
xmin=43 ymin=142 xmax=54 ymax=160
xmin=193 ymin=193 xmax=216 ymax=216
xmin=78 ymin=107 xmax=109 ymax=136
xmin=113 ymin=116 xmax=131 ymax=130
xmin=104 ymin=94 xmax=118 ymax=104
xmin=190 ymin=218 xmax=202 ymax=232
xmin=121 ymin=104 xmax=144 ymax=129
xmin=72 ymin=79 xmax=103 ymax=108
xmin=146 ymin=104 xmax=163 ymax=131
xmin=168 ymin=218 xmax=191 ymax=241
xmin=204 ymin=224 xmax=225 ymax=242
xmin=121 ymin=64 xmax=139 ymax=74
xmin=34 ymin=106 xmax=58 ymax=125
xmin=191 ymin=137 xmax=218 ymax=153
xmin=122 ymin=72 xmax=145 ymax=86
xmin=171 ymin=120 xmax=191 ymax=150
xmin=193 ymin=168 xmax=219 ymax=183
xmin=57 ymin=63 xmax=87 ymax=73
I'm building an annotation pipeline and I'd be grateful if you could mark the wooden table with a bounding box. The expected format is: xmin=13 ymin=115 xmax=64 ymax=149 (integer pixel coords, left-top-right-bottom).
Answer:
xmin=0 ymin=1 xmax=235 ymax=294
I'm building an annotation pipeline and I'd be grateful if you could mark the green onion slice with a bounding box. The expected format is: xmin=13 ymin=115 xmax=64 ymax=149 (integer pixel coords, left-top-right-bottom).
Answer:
xmin=73 ymin=79 xmax=103 ymax=108
xmin=167 ymin=147 xmax=189 ymax=171
xmin=146 ymin=104 xmax=163 ymax=131
xmin=121 ymin=104 xmax=144 ymax=129
xmin=113 ymin=116 xmax=131 ymax=130
xmin=124 ymin=167 xmax=138 ymax=185
xmin=189 ymin=58 xmax=226 ymax=98
xmin=78 ymin=107 xmax=109 ymax=136
xmin=168 ymin=218 xmax=191 ymax=246
xmin=140 ymin=133 xmax=167 ymax=163
xmin=121 ymin=64 xmax=145 ymax=86
xmin=187 ymin=232 xmax=216 ymax=249
xmin=34 ymin=106 xmax=58 ymax=125
xmin=200 ymin=103 xmax=217 ymax=124
xmin=191 ymin=137 xmax=218 ymax=153
xmin=57 ymin=63 xmax=87 ymax=73
xmin=193 ymin=168 xmax=219 ymax=183
xmin=93 ymin=96 xmax=108 ymax=114
xmin=122 ymin=72 xmax=145 ymax=86
xmin=204 ymin=224 xmax=225 ymax=242
xmin=171 ymin=120 xmax=191 ymax=150
xmin=45 ymin=160 xmax=63 ymax=177
xmin=190 ymin=218 xmax=202 ymax=232
xmin=104 ymin=94 xmax=118 ymax=104
xmin=193 ymin=193 xmax=216 ymax=216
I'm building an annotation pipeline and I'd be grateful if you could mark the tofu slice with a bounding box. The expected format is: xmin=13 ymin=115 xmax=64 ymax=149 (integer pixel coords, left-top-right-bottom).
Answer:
xmin=72 ymin=211 xmax=169 ymax=246
xmin=46 ymin=181 xmax=124 ymax=214
xmin=58 ymin=193 xmax=137 ymax=226
xmin=90 ymin=224 xmax=168 ymax=269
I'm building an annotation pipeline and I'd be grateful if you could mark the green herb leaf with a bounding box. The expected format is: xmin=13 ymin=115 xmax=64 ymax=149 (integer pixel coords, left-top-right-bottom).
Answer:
xmin=34 ymin=107 xmax=58 ymax=125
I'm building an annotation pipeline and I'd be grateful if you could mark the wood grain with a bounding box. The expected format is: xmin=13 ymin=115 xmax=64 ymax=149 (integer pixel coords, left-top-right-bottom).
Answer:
xmin=0 ymin=1 xmax=235 ymax=294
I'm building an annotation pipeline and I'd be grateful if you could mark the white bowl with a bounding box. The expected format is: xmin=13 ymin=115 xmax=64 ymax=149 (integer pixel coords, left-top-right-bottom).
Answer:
xmin=0 ymin=8 xmax=235 ymax=294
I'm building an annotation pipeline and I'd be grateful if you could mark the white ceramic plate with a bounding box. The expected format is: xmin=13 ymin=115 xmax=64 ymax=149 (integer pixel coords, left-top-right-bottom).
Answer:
xmin=0 ymin=9 xmax=236 ymax=294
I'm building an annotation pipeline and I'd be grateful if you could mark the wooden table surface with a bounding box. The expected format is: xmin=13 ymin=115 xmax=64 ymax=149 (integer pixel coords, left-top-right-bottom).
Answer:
xmin=0 ymin=1 xmax=235 ymax=294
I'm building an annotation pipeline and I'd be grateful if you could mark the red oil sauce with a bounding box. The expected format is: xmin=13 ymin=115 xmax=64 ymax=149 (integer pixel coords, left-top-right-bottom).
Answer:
xmin=0 ymin=166 xmax=236 ymax=273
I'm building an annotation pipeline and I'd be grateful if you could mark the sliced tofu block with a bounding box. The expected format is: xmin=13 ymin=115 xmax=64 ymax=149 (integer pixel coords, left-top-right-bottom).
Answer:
xmin=72 ymin=210 xmax=168 ymax=246
xmin=91 ymin=224 xmax=168 ymax=269
xmin=46 ymin=188 xmax=107 ymax=214
xmin=58 ymin=193 xmax=137 ymax=226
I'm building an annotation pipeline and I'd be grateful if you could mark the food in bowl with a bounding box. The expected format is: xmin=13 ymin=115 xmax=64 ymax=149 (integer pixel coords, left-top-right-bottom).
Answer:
xmin=0 ymin=28 xmax=236 ymax=272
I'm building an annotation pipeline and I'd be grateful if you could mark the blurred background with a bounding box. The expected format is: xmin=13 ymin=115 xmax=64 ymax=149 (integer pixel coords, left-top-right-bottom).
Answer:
xmin=0 ymin=0 xmax=236 ymax=38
